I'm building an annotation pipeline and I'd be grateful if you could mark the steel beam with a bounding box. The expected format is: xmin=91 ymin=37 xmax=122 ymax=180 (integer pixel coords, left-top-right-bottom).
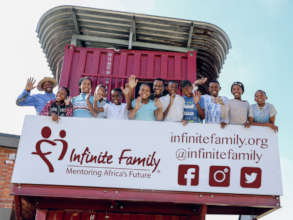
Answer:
xmin=71 ymin=8 xmax=80 ymax=34
xmin=72 ymin=34 xmax=195 ymax=53
xmin=128 ymin=16 xmax=136 ymax=49
xmin=71 ymin=8 xmax=81 ymax=47
xmin=187 ymin=22 xmax=195 ymax=48
xmin=128 ymin=29 xmax=133 ymax=49
xmin=132 ymin=16 xmax=136 ymax=41
xmin=71 ymin=36 xmax=78 ymax=46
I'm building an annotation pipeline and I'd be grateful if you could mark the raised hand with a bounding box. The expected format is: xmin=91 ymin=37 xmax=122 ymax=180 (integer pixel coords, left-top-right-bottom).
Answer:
xmin=270 ymin=124 xmax=278 ymax=133
xmin=64 ymin=96 xmax=72 ymax=106
xmin=51 ymin=113 xmax=59 ymax=122
xmin=25 ymin=77 xmax=36 ymax=91
xmin=193 ymin=77 xmax=208 ymax=87
xmin=220 ymin=122 xmax=227 ymax=129
xmin=86 ymin=89 xmax=92 ymax=101
xmin=121 ymin=85 xmax=130 ymax=97
xmin=244 ymin=121 xmax=250 ymax=128
xmin=94 ymin=90 xmax=103 ymax=102
xmin=215 ymin=97 xmax=224 ymax=105
xmin=193 ymin=90 xmax=201 ymax=104
xmin=182 ymin=120 xmax=188 ymax=126
xmin=128 ymin=74 xmax=138 ymax=89
xmin=154 ymin=98 xmax=163 ymax=109
xmin=135 ymin=96 xmax=142 ymax=110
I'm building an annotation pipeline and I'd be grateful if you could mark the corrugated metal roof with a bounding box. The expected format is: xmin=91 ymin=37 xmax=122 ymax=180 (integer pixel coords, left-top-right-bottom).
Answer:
xmin=36 ymin=5 xmax=231 ymax=81
xmin=0 ymin=133 xmax=19 ymax=148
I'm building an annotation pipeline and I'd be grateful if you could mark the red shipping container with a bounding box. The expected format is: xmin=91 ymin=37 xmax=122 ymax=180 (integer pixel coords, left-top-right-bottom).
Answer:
xmin=59 ymin=45 xmax=196 ymax=99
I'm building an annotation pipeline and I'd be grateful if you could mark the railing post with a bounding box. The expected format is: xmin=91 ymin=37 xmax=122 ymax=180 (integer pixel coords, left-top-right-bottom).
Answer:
xmin=200 ymin=204 xmax=207 ymax=220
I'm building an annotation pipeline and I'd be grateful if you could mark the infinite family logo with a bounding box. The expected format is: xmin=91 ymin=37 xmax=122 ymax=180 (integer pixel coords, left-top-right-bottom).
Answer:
xmin=31 ymin=126 xmax=161 ymax=174
xmin=31 ymin=126 xmax=68 ymax=172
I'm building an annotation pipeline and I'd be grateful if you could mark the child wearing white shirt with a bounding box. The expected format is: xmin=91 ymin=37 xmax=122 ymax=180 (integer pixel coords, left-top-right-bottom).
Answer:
xmin=94 ymin=88 xmax=130 ymax=120
xmin=160 ymin=81 xmax=185 ymax=122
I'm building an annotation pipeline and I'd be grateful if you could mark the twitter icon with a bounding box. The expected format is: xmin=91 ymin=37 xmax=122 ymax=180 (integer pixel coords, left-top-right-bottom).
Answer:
xmin=240 ymin=167 xmax=262 ymax=188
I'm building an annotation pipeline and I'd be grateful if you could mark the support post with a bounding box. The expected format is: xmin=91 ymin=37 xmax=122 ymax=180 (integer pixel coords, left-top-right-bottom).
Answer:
xmin=187 ymin=22 xmax=195 ymax=48
xmin=128 ymin=16 xmax=136 ymax=49
xmin=71 ymin=8 xmax=80 ymax=47
xmin=199 ymin=204 xmax=207 ymax=220
xmin=128 ymin=29 xmax=133 ymax=49
xmin=14 ymin=196 xmax=22 ymax=220
xmin=239 ymin=215 xmax=257 ymax=220
xmin=71 ymin=36 xmax=78 ymax=46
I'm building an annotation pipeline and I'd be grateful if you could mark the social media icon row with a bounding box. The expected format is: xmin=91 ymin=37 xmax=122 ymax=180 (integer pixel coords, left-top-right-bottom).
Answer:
xmin=178 ymin=165 xmax=262 ymax=188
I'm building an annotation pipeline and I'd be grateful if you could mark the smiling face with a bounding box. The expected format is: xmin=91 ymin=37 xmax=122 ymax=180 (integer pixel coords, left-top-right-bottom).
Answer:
xmin=182 ymin=85 xmax=193 ymax=97
xmin=139 ymin=84 xmax=151 ymax=100
xmin=96 ymin=86 xmax=106 ymax=99
xmin=111 ymin=90 xmax=122 ymax=105
xmin=56 ymin=88 xmax=68 ymax=102
xmin=231 ymin=84 xmax=243 ymax=100
xmin=153 ymin=80 xmax=164 ymax=96
xmin=42 ymin=81 xmax=54 ymax=93
xmin=167 ymin=82 xmax=177 ymax=95
xmin=80 ymin=79 xmax=92 ymax=93
xmin=208 ymin=82 xmax=220 ymax=97
xmin=255 ymin=90 xmax=267 ymax=106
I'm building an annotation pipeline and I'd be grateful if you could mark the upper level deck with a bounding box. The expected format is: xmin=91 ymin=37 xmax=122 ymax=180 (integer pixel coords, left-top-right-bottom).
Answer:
xmin=36 ymin=5 xmax=231 ymax=85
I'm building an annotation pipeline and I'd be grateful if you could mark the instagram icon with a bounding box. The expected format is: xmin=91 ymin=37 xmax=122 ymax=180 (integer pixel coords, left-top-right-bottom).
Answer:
xmin=209 ymin=166 xmax=231 ymax=187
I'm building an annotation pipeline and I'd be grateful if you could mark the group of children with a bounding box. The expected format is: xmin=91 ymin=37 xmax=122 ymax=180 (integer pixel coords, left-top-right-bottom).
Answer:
xmin=16 ymin=75 xmax=278 ymax=132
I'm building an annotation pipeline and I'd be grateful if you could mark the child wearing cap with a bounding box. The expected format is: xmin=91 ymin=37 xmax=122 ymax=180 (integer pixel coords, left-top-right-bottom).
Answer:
xmin=227 ymin=82 xmax=250 ymax=126
xmin=16 ymin=77 xmax=56 ymax=114
xmin=248 ymin=90 xmax=278 ymax=132
xmin=40 ymin=87 xmax=73 ymax=121
xmin=71 ymin=77 xmax=96 ymax=117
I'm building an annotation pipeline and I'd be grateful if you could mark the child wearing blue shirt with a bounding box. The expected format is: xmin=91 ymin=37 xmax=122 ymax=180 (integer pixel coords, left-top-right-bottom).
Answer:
xmin=201 ymin=80 xmax=229 ymax=128
xmin=72 ymin=77 xmax=96 ymax=118
xmin=129 ymin=84 xmax=163 ymax=121
xmin=181 ymin=80 xmax=205 ymax=124
xmin=248 ymin=90 xmax=278 ymax=132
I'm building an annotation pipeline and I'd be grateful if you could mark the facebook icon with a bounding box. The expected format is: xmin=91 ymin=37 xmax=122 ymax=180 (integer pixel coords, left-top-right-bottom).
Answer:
xmin=178 ymin=165 xmax=199 ymax=186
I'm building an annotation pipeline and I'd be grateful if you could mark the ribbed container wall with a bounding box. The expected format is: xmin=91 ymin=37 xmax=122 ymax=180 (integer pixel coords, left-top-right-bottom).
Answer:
xmin=59 ymin=45 xmax=196 ymax=99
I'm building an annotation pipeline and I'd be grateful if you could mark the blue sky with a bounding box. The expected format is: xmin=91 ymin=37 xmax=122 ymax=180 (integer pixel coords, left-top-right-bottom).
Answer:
xmin=1 ymin=0 xmax=292 ymax=219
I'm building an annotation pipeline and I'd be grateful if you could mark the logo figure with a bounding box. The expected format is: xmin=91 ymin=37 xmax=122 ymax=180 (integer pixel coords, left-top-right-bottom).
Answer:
xmin=178 ymin=165 xmax=199 ymax=186
xmin=32 ymin=126 xmax=68 ymax=173
xmin=240 ymin=167 xmax=262 ymax=188
xmin=209 ymin=166 xmax=230 ymax=187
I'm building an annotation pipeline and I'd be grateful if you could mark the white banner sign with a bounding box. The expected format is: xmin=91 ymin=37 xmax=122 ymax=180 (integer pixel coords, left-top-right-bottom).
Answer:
xmin=12 ymin=115 xmax=283 ymax=195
